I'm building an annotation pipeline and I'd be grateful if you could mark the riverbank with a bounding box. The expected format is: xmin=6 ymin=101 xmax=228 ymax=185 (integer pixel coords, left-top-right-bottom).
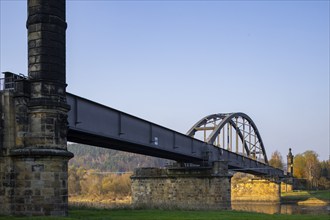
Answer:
xmin=1 ymin=190 xmax=328 ymax=219
xmin=69 ymin=190 xmax=330 ymax=215
xmin=0 ymin=209 xmax=329 ymax=220
xmin=67 ymin=190 xmax=330 ymax=210
xmin=281 ymin=190 xmax=330 ymax=204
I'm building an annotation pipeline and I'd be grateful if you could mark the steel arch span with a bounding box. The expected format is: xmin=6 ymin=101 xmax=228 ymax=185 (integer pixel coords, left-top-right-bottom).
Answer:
xmin=187 ymin=113 xmax=269 ymax=164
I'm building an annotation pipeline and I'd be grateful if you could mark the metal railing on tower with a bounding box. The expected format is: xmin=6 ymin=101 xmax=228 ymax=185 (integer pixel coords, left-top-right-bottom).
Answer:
xmin=0 ymin=72 xmax=26 ymax=91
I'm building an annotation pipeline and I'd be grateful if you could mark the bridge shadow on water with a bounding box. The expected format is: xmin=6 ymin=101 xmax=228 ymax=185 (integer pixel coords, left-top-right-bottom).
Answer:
xmin=231 ymin=203 xmax=330 ymax=215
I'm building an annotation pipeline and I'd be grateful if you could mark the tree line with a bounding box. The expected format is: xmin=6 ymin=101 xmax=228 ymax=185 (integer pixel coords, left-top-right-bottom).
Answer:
xmin=68 ymin=143 xmax=170 ymax=172
xmin=269 ymin=150 xmax=330 ymax=189
xmin=68 ymin=143 xmax=170 ymax=197
xmin=68 ymin=167 xmax=132 ymax=197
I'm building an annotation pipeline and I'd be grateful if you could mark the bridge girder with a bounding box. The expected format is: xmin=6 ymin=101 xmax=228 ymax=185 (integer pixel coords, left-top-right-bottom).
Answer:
xmin=65 ymin=93 xmax=283 ymax=177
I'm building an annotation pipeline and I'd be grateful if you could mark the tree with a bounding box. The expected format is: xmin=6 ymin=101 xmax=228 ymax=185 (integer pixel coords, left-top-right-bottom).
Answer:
xmin=269 ymin=150 xmax=284 ymax=169
xmin=293 ymin=154 xmax=306 ymax=179
xmin=304 ymin=151 xmax=321 ymax=188
xmin=293 ymin=150 xmax=322 ymax=189
xmin=68 ymin=166 xmax=81 ymax=195
xmin=68 ymin=166 xmax=88 ymax=195
xmin=80 ymin=170 xmax=102 ymax=196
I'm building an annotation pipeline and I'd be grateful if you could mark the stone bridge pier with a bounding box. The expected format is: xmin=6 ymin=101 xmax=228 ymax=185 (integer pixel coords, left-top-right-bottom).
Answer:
xmin=231 ymin=178 xmax=281 ymax=203
xmin=0 ymin=0 xmax=73 ymax=216
xmin=131 ymin=161 xmax=232 ymax=210
xmin=131 ymin=162 xmax=282 ymax=210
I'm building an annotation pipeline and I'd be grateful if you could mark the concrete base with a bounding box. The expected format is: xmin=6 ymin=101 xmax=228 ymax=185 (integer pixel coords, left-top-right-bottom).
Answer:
xmin=131 ymin=161 xmax=232 ymax=210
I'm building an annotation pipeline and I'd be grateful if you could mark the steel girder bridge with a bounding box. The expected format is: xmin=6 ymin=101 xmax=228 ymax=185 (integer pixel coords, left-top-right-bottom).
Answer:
xmin=66 ymin=93 xmax=284 ymax=178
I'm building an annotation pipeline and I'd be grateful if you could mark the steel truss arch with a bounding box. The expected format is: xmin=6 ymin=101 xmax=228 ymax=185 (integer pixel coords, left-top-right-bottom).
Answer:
xmin=187 ymin=112 xmax=268 ymax=164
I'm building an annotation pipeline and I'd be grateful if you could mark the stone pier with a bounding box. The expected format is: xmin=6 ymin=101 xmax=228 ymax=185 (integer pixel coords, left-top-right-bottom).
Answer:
xmin=131 ymin=161 xmax=232 ymax=210
xmin=0 ymin=0 xmax=73 ymax=216
xmin=231 ymin=178 xmax=281 ymax=203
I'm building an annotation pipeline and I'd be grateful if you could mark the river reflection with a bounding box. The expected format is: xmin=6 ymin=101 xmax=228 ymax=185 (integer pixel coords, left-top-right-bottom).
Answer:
xmin=231 ymin=203 xmax=330 ymax=215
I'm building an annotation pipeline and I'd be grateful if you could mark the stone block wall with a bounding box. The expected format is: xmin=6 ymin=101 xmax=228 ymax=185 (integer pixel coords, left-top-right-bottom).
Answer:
xmin=281 ymin=182 xmax=293 ymax=193
xmin=0 ymin=157 xmax=14 ymax=215
xmin=231 ymin=179 xmax=281 ymax=203
xmin=10 ymin=156 xmax=70 ymax=216
xmin=1 ymin=0 xmax=72 ymax=216
xmin=131 ymin=162 xmax=231 ymax=210
xmin=0 ymin=89 xmax=72 ymax=216
xmin=0 ymin=91 xmax=16 ymax=215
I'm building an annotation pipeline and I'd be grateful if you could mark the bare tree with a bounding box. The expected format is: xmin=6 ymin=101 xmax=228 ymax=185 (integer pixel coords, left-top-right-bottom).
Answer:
xmin=304 ymin=151 xmax=321 ymax=189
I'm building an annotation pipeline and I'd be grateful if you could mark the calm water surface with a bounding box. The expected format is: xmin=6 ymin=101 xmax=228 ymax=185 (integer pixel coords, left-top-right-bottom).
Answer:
xmin=232 ymin=203 xmax=330 ymax=215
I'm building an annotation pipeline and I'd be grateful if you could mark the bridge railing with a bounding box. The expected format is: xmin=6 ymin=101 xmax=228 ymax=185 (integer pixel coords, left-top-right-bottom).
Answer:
xmin=0 ymin=72 xmax=27 ymax=91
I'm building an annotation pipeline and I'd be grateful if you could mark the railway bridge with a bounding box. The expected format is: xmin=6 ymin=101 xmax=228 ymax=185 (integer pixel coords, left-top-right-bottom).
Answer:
xmin=0 ymin=0 xmax=292 ymax=216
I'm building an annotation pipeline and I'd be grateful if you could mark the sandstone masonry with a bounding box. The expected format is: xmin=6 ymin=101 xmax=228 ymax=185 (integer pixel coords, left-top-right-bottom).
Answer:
xmin=131 ymin=161 xmax=232 ymax=210
xmin=231 ymin=178 xmax=281 ymax=203
xmin=0 ymin=0 xmax=73 ymax=216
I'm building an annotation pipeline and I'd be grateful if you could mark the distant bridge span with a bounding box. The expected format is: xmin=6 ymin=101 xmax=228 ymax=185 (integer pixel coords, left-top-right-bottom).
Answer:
xmin=66 ymin=93 xmax=284 ymax=178
xmin=187 ymin=112 xmax=269 ymax=163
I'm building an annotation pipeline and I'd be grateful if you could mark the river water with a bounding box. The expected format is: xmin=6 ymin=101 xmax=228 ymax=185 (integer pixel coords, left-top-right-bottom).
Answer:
xmin=231 ymin=203 xmax=330 ymax=215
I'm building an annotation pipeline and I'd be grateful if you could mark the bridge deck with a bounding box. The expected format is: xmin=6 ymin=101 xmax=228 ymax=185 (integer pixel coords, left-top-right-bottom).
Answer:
xmin=67 ymin=93 xmax=284 ymax=178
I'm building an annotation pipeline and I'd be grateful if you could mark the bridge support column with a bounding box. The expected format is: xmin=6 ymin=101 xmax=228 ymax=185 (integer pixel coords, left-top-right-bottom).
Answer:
xmin=0 ymin=0 xmax=73 ymax=216
xmin=131 ymin=161 xmax=232 ymax=210
xmin=0 ymin=85 xmax=73 ymax=216
xmin=231 ymin=178 xmax=281 ymax=203
xmin=281 ymin=177 xmax=294 ymax=193
xmin=0 ymin=90 xmax=19 ymax=215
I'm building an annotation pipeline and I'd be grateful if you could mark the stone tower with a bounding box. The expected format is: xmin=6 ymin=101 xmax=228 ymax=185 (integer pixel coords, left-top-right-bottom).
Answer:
xmin=0 ymin=0 xmax=73 ymax=216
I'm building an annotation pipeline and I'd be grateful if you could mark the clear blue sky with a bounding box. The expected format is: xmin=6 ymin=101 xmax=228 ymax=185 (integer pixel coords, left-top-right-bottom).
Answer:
xmin=1 ymin=0 xmax=329 ymax=161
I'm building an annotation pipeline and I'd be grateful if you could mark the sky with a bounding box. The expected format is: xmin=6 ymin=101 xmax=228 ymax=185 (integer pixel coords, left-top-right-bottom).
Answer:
xmin=0 ymin=0 xmax=329 ymax=161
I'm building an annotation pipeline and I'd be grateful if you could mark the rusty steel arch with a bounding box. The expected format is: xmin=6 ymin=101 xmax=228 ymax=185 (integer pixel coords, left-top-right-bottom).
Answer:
xmin=187 ymin=113 xmax=269 ymax=164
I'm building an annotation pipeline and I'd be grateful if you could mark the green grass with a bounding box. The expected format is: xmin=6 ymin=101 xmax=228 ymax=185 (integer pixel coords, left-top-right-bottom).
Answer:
xmin=0 ymin=209 xmax=329 ymax=220
xmin=281 ymin=190 xmax=330 ymax=203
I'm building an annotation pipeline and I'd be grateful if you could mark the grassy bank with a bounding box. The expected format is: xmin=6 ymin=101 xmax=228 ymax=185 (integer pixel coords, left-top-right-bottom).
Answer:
xmin=0 ymin=190 xmax=328 ymax=219
xmin=0 ymin=209 xmax=329 ymax=220
xmin=281 ymin=190 xmax=330 ymax=204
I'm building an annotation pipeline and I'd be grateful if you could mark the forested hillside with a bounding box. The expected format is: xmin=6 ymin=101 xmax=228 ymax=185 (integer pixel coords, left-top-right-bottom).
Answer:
xmin=68 ymin=143 xmax=170 ymax=171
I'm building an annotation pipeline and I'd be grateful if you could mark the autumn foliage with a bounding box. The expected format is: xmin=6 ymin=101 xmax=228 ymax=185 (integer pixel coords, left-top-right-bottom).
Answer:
xmin=68 ymin=167 xmax=132 ymax=197
xmin=268 ymin=150 xmax=330 ymax=190
xmin=67 ymin=143 xmax=170 ymax=198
